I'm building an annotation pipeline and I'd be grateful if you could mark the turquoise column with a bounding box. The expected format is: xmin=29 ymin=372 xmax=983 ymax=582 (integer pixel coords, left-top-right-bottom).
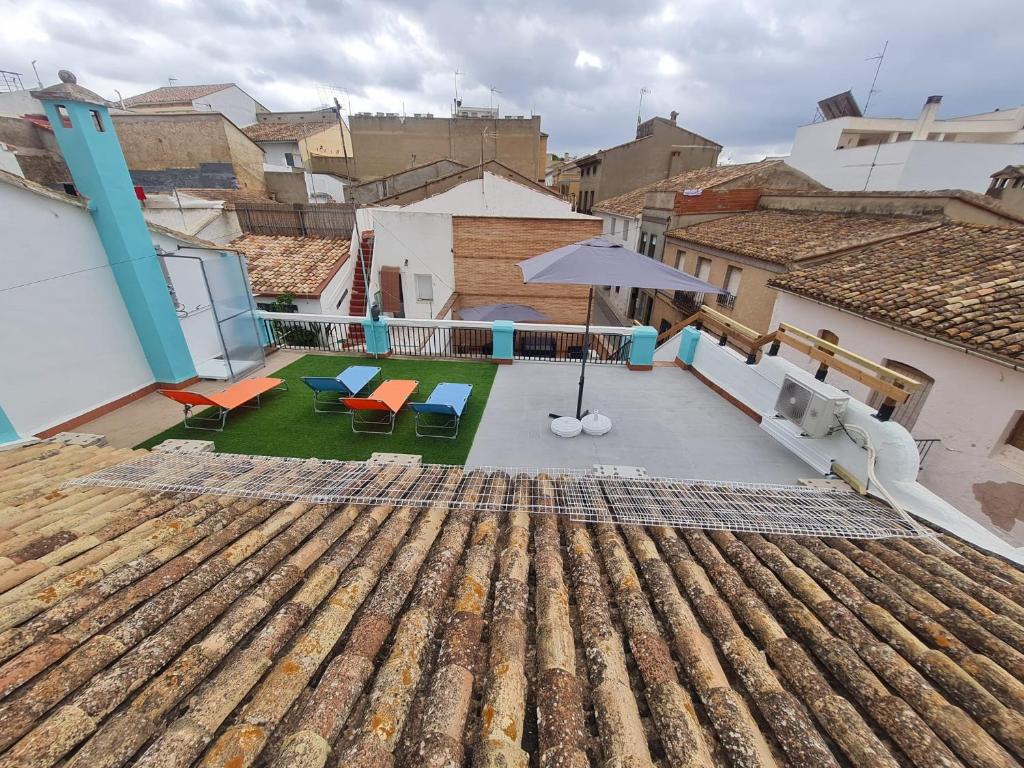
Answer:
xmin=0 ymin=403 xmax=21 ymax=445
xmin=34 ymin=76 xmax=195 ymax=385
xmin=678 ymin=326 xmax=701 ymax=365
xmin=361 ymin=317 xmax=391 ymax=355
xmin=628 ymin=326 xmax=657 ymax=370
xmin=491 ymin=321 xmax=514 ymax=363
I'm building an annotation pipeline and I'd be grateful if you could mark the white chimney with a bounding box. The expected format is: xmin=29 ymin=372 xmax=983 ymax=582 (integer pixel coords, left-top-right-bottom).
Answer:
xmin=911 ymin=95 xmax=943 ymax=140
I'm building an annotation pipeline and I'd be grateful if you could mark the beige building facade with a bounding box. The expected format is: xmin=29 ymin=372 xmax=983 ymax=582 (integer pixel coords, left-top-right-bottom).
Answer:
xmin=349 ymin=113 xmax=546 ymax=183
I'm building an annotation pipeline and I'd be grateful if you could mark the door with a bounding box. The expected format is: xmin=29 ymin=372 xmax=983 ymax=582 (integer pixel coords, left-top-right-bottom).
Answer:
xmin=866 ymin=359 xmax=934 ymax=431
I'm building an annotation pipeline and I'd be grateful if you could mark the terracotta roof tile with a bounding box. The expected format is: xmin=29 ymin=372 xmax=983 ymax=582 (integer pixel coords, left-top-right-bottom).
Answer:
xmin=230 ymin=234 xmax=349 ymax=297
xmin=769 ymin=223 xmax=1024 ymax=363
xmin=2 ymin=443 xmax=1024 ymax=767
xmin=668 ymin=209 xmax=940 ymax=265
xmin=123 ymin=84 xmax=234 ymax=107
xmin=594 ymin=160 xmax=786 ymax=217
xmin=242 ymin=121 xmax=339 ymax=143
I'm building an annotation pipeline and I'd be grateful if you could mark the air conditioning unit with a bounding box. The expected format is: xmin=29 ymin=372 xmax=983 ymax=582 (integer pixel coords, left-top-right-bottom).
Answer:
xmin=774 ymin=375 xmax=849 ymax=438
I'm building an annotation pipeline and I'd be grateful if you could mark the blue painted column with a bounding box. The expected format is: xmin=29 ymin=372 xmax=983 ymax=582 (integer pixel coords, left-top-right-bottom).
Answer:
xmin=361 ymin=317 xmax=391 ymax=355
xmin=33 ymin=76 xmax=195 ymax=385
xmin=0 ymin=403 xmax=21 ymax=446
xmin=491 ymin=321 xmax=514 ymax=364
xmin=677 ymin=326 xmax=701 ymax=365
xmin=628 ymin=326 xmax=657 ymax=370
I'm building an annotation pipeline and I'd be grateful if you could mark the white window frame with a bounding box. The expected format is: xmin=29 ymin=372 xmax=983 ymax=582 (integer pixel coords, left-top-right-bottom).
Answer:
xmin=414 ymin=274 xmax=434 ymax=302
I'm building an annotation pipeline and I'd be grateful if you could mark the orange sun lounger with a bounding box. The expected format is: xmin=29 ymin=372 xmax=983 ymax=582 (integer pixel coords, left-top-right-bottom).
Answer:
xmin=341 ymin=379 xmax=419 ymax=434
xmin=158 ymin=377 xmax=288 ymax=431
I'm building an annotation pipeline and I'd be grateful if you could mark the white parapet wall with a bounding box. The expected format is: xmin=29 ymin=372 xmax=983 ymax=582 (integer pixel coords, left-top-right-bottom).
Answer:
xmin=663 ymin=328 xmax=1024 ymax=564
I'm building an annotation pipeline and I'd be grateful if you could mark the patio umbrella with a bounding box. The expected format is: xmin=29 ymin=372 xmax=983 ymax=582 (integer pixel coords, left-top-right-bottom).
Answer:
xmin=457 ymin=303 xmax=550 ymax=322
xmin=518 ymin=236 xmax=725 ymax=419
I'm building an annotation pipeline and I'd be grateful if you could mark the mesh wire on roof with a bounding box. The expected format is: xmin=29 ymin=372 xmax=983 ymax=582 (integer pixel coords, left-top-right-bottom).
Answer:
xmin=65 ymin=452 xmax=927 ymax=539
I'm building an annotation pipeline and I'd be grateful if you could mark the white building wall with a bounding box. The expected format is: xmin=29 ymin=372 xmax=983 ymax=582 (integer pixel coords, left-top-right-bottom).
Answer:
xmin=402 ymin=172 xmax=588 ymax=218
xmin=197 ymin=85 xmax=259 ymax=128
xmin=261 ymin=140 xmax=301 ymax=169
xmin=595 ymin=211 xmax=642 ymax=319
xmin=306 ymin=173 xmax=346 ymax=203
xmin=770 ymin=292 xmax=1024 ymax=547
xmin=0 ymin=183 xmax=155 ymax=436
xmin=369 ymin=209 xmax=454 ymax=320
xmin=142 ymin=197 xmax=242 ymax=243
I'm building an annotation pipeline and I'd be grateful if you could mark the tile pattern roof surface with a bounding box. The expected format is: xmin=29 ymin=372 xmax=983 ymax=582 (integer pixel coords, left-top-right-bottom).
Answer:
xmin=594 ymin=160 xmax=785 ymax=217
xmin=770 ymin=223 xmax=1024 ymax=362
xmin=230 ymin=234 xmax=349 ymax=296
xmin=668 ymin=209 xmax=940 ymax=265
xmin=123 ymin=84 xmax=234 ymax=107
xmin=242 ymin=121 xmax=338 ymax=142
xmin=1 ymin=443 xmax=1024 ymax=768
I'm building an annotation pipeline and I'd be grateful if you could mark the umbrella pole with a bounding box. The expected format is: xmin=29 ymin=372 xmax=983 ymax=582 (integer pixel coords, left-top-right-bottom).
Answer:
xmin=575 ymin=286 xmax=593 ymax=420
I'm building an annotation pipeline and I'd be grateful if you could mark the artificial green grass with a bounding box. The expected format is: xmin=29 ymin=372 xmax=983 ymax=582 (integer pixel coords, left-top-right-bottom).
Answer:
xmin=135 ymin=354 xmax=498 ymax=464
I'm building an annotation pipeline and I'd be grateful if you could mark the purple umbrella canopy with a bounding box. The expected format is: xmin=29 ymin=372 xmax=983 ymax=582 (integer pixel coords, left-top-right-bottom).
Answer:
xmin=518 ymin=236 xmax=725 ymax=293
xmin=457 ymin=303 xmax=550 ymax=322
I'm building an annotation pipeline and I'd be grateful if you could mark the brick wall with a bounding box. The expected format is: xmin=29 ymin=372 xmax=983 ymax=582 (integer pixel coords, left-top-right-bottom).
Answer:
xmin=452 ymin=216 xmax=602 ymax=324
xmin=673 ymin=188 xmax=761 ymax=214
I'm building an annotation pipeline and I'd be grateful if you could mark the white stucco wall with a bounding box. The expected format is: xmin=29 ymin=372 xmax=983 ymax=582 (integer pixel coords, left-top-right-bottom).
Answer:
xmin=198 ymin=85 xmax=259 ymax=128
xmin=0 ymin=182 xmax=155 ymax=437
xmin=788 ymin=120 xmax=1024 ymax=192
xmin=770 ymin=293 xmax=1024 ymax=547
xmin=261 ymin=140 xmax=301 ymax=169
xmin=402 ymin=172 xmax=590 ymax=218
xmin=595 ymin=211 xmax=642 ymax=319
xmin=369 ymin=209 xmax=455 ymax=320
xmin=142 ymin=197 xmax=242 ymax=244
xmin=306 ymin=173 xmax=346 ymax=203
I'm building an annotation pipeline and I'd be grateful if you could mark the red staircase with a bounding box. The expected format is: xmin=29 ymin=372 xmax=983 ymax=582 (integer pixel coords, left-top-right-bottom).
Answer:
xmin=348 ymin=230 xmax=374 ymax=344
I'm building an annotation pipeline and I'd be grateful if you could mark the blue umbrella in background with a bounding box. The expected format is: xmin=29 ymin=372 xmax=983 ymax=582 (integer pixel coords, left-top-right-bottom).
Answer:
xmin=456 ymin=303 xmax=550 ymax=322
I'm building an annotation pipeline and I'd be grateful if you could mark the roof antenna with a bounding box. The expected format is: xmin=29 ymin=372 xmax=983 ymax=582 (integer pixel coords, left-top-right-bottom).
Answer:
xmin=489 ymin=85 xmax=501 ymax=111
xmin=168 ymin=75 xmax=177 ymax=86
xmin=863 ymin=40 xmax=888 ymax=115
xmin=637 ymin=86 xmax=651 ymax=126
xmin=453 ymin=68 xmax=462 ymax=113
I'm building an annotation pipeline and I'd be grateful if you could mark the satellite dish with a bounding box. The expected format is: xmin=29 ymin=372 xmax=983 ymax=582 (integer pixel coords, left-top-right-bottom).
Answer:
xmin=817 ymin=90 xmax=862 ymax=120
xmin=58 ymin=70 xmax=77 ymax=84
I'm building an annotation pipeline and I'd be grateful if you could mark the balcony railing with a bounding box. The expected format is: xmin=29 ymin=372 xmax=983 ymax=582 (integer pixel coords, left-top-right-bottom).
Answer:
xmin=256 ymin=311 xmax=633 ymax=365
xmin=915 ymin=437 xmax=940 ymax=468
xmin=672 ymin=290 xmax=705 ymax=315
xmin=716 ymin=291 xmax=737 ymax=309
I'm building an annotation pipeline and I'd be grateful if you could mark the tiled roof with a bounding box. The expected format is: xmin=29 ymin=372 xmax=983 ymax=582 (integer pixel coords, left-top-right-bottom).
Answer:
xmin=242 ymin=121 xmax=338 ymax=142
xmin=123 ymin=84 xmax=234 ymax=107
xmin=231 ymin=234 xmax=349 ymax=296
xmin=593 ymin=160 xmax=787 ymax=217
xmin=177 ymin=188 xmax=281 ymax=206
xmin=668 ymin=209 xmax=940 ymax=265
xmin=770 ymin=223 xmax=1024 ymax=363
xmin=764 ymin=189 xmax=1024 ymax=226
xmin=2 ymin=443 xmax=1024 ymax=767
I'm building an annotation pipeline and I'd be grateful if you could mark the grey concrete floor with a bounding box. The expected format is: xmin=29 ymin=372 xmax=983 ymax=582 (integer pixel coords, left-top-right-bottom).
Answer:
xmin=75 ymin=349 xmax=305 ymax=449
xmin=466 ymin=361 xmax=816 ymax=482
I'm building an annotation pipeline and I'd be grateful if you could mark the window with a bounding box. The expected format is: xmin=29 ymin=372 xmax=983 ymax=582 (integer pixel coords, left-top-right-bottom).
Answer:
xmin=638 ymin=232 xmax=647 ymax=254
xmin=1007 ymin=413 xmax=1024 ymax=452
xmin=414 ymin=274 xmax=433 ymax=302
xmin=866 ymin=360 xmax=934 ymax=431
xmin=695 ymin=256 xmax=711 ymax=282
xmin=718 ymin=265 xmax=741 ymax=308
xmin=675 ymin=249 xmax=686 ymax=270
xmin=610 ymin=218 xmax=617 ymax=235
xmin=647 ymin=234 xmax=657 ymax=258
xmin=90 ymin=110 xmax=105 ymax=132
xmin=55 ymin=105 xmax=72 ymax=129
xmin=622 ymin=219 xmax=629 ymax=240
xmin=284 ymin=152 xmax=296 ymax=167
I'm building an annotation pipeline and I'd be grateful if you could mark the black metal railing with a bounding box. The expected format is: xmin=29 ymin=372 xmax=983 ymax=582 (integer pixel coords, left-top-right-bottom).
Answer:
xmin=388 ymin=323 xmax=493 ymax=360
xmin=915 ymin=437 xmax=940 ymax=468
xmin=513 ymin=330 xmax=631 ymax=364
xmin=672 ymin=290 xmax=705 ymax=314
xmin=716 ymin=292 xmax=736 ymax=309
xmin=262 ymin=317 xmax=360 ymax=352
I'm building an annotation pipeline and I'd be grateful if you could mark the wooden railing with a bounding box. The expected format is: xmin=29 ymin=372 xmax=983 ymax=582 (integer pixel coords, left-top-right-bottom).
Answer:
xmin=657 ymin=306 xmax=922 ymax=412
xmin=235 ymin=202 xmax=357 ymax=238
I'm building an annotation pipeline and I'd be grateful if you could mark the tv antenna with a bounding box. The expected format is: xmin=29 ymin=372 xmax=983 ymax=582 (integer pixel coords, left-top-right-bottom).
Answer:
xmin=863 ymin=40 xmax=888 ymax=115
xmin=489 ymin=85 xmax=501 ymax=110
xmin=637 ymin=86 xmax=651 ymax=125
xmin=168 ymin=75 xmax=177 ymax=86
xmin=453 ymin=68 xmax=463 ymax=109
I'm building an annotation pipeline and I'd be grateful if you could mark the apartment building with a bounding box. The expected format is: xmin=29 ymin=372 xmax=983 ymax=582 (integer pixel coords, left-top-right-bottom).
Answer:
xmin=349 ymin=111 xmax=547 ymax=183
xmin=789 ymin=94 xmax=1024 ymax=192
xmin=575 ymin=112 xmax=721 ymax=214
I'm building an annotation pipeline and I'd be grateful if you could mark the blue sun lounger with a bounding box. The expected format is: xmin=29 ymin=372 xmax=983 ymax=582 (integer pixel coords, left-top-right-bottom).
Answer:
xmin=301 ymin=365 xmax=381 ymax=413
xmin=409 ymin=382 xmax=473 ymax=438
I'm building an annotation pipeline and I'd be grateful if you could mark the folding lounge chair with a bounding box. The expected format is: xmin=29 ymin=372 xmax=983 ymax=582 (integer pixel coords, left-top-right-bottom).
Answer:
xmin=409 ymin=383 xmax=473 ymax=439
xmin=301 ymin=365 xmax=381 ymax=413
xmin=158 ymin=377 xmax=287 ymax=431
xmin=342 ymin=379 xmax=419 ymax=434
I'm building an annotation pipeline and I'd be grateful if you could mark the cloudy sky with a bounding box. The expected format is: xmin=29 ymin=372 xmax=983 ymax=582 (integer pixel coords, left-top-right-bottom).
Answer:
xmin=4 ymin=0 xmax=1021 ymax=161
